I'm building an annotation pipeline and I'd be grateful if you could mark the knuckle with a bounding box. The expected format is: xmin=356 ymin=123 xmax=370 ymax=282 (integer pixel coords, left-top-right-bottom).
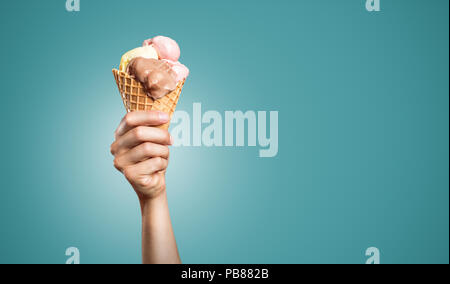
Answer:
xmin=163 ymin=146 xmax=170 ymax=158
xmin=143 ymin=142 xmax=154 ymax=155
xmin=124 ymin=113 xmax=134 ymax=126
xmin=155 ymin=157 xmax=167 ymax=169
xmin=146 ymin=174 xmax=161 ymax=189
xmin=150 ymin=176 xmax=160 ymax=188
xmin=154 ymin=157 xmax=164 ymax=167
xmin=110 ymin=143 xmax=116 ymax=155
xmin=113 ymin=157 xmax=122 ymax=171
xmin=163 ymin=131 xmax=171 ymax=143
xmin=137 ymin=177 xmax=152 ymax=188
xmin=133 ymin=126 xmax=146 ymax=141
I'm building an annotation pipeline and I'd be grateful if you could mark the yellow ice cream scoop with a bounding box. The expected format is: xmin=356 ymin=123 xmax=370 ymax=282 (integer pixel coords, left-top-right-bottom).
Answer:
xmin=119 ymin=45 xmax=159 ymax=72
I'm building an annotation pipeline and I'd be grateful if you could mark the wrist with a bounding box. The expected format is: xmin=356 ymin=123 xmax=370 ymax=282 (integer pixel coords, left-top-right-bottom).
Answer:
xmin=139 ymin=191 xmax=167 ymax=216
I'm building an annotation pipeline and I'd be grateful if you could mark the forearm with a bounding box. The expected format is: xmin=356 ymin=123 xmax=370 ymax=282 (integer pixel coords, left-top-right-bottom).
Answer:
xmin=140 ymin=192 xmax=181 ymax=264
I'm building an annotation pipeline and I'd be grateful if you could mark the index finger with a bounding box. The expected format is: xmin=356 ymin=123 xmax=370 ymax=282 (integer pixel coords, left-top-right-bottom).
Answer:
xmin=115 ymin=111 xmax=170 ymax=138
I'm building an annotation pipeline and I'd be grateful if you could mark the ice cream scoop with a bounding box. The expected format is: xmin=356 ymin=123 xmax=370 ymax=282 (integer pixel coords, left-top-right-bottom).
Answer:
xmin=162 ymin=60 xmax=190 ymax=82
xmin=127 ymin=57 xmax=178 ymax=100
xmin=113 ymin=36 xmax=188 ymax=130
xmin=143 ymin=36 xmax=181 ymax=62
xmin=119 ymin=46 xmax=158 ymax=72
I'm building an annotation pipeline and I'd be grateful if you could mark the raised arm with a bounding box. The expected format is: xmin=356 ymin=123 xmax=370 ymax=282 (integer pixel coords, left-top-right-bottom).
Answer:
xmin=110 ymin=111 xmax=181 ymax=264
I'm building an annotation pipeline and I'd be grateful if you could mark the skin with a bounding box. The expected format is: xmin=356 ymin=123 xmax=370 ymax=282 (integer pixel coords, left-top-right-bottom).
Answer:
xmin=110 ymin=111 xmax=181 ymax=264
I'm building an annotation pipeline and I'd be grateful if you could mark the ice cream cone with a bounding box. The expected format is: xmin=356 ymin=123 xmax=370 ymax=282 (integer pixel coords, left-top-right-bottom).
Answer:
xmin=112 ymin=69 xmax=185 ymax=130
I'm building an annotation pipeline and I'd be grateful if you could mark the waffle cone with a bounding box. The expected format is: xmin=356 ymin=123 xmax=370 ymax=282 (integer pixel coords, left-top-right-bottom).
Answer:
xmin=112 ymin=69 xmax=185 ymax=130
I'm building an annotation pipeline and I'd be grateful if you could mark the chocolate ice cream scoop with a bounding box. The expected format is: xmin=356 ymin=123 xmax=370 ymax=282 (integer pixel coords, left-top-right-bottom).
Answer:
xmin=127 ymin=57 xmax=178 ymax=100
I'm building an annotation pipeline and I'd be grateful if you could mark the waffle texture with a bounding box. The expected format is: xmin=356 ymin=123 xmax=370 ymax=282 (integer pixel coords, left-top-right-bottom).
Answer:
xmin=113 ymin=69 xmax=185 ymax=130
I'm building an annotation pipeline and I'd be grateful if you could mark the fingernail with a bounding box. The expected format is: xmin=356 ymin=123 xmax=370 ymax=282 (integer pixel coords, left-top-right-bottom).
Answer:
xmin=159 ymin=112 xmax=169 ymax=122
xmin=170 ymin=135 xmax=174 ymax=145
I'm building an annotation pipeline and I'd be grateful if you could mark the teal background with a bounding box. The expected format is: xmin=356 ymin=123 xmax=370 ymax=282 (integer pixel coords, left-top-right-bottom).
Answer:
xmin=0 ymin=0 xmax=448 ymax=264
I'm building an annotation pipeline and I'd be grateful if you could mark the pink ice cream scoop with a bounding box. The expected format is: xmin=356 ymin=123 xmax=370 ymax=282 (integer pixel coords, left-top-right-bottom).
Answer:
xmin=163 ymin=60 xmax=190 ymax=82
xmin=143 ymin=36 xmax=181 ymax=62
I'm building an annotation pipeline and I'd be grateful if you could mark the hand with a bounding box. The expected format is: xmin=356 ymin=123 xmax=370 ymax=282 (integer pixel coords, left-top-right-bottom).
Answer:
xmin=111 ymin=111 xmax=173 ymax=201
